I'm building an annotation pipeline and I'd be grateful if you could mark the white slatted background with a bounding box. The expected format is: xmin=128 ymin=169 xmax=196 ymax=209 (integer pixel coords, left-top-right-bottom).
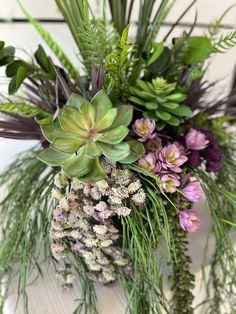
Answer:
xmin=0 ymin=1 xmax=235 ymax=313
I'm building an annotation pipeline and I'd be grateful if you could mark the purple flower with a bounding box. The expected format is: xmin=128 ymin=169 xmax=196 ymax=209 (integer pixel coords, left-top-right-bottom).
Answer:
xmin=159 ymin=173 xmax=181 ymax=193
xmin=179 ymin=210 xmax=201 ymax=233
xmin=206 ymin=161 xmax=221 ymax=172
xmin=182 ymin=180 xmax=203 ymax=203
xmin=145 ymin=136 xmax=162 ymax=152
xmin=139 ymin=153 xmax=156 ymax=172
xmin=185 ymin=128 xmax=209 ymax=150
xmin=133 ymin=118 xmax=156 ymax=142
xmin=187 ymin=150 xmax=201 ymax=167
xmin=157 ymin=143 xmax=188 ymax=173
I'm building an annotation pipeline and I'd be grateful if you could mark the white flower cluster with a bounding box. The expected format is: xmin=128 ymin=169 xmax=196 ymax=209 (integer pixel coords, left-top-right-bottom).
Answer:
xmin=50 ymin=163 xmax=144 ymax=284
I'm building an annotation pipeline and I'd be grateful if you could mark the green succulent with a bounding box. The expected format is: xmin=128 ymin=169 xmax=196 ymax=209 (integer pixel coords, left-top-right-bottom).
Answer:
xmin=38 ymin=90 xmax=144 ymax=182
xmin=129 ymin=77 xmax=192 ymax=130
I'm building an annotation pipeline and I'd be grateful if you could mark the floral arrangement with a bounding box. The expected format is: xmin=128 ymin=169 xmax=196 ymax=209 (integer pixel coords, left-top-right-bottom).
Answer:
xmin=0 ymin=1 xmax=236 ymax=313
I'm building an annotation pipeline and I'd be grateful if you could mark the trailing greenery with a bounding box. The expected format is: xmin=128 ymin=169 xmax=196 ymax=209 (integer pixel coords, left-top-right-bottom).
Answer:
xmin=195 ymin=163 xmax=236 ymax=313
xmin=0 ymin=148 xmax=55 ymax=313
xmin=168 ymin=204 xmax=195 ymax=314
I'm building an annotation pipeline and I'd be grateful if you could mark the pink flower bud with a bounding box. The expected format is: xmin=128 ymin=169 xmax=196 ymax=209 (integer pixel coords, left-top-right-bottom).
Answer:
xmin=185 ymin=128 xmax=209 ymax=150
xmin=182 ymin=180 xmax=203 ymax=203
xmin=157 ymin=143 xmax=188 ymax=173
xmin=138 ymin=153 xmax=156 ymax=172
xmin=133 ymin=118 xmax=156 ymax=141
xmin=159 ymin=172 xmax=181 ymax=193
xmin=179 ymin=210 xmax=202 ymax=233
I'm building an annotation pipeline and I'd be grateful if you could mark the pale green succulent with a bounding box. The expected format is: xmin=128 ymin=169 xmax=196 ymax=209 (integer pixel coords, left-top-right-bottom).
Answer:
xmin=129 ymin=77 xmax=192 ymax=130
xmin=38 ymin=90 xmax=144 ymax=182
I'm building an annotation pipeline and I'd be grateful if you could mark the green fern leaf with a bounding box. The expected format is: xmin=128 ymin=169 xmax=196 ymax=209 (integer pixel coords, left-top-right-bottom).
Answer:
xmin=105 ymin=24 xmax=134 ymax=94
xmin=0 ymin=103 xmax=49 ymax=118
xmin=213 ymin=30 xmax=236 ymax=53
xmin=17 ymin=0 xmax=78 ymax=81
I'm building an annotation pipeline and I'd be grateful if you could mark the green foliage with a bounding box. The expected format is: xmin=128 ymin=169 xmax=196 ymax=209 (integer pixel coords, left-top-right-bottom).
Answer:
xmin=38 ymin=91 xmax=140 ymax=181
xmin=0 ymin=102 xmax=50 ymax=118
xmin=213 ymin=30 xmax=236 ymax=53
xmin=129 ymin=77 xmax=191 ymax=129
xmin=183 ymin=37 xmax=213 ymax=65
xmin=8 ymin=66 xmax=26 ymax=95
xmin=0 ymin=41 xmax=15 ymax=66
xmin=196 ymin=165 xmax=236 ymax=314
xmin=108 ymin=0 xmax=127 ymax=35
xmin=166 ymin=35 xmax=212 ymax=83
xmin=0 ymin=148 xmax=54 ymax=313
xmin=207 ymin=4 xmax=236 ymax=41
xmin=34 ymin=45 xmax=56 ymax=80
xmin=55 ymin=0 xmax=118 ymax=75
xmin=105 ymin=24 xmax=134 ymax=98
xmin=168 ymin=206 xmax=195 ymax=314
xmin=17 ymin=0 xmax=78 ymax=81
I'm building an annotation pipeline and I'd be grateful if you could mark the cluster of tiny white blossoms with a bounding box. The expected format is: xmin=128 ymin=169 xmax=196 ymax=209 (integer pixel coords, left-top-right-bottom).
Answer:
xmin=50 ymin=159 xmax=146 ymax=284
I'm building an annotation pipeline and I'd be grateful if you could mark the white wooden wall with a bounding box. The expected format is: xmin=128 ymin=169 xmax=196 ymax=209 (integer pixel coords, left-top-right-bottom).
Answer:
xmin=0 ymin=1 xmax=236 ymax=313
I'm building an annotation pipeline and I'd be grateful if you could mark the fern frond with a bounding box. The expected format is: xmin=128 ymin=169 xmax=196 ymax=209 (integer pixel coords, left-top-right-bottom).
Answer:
xmin=0 ymin=103 xmax=49 ymax=118
xmin=105 ymin=24 xmax=134 ymax=96
xmin=213 ymin=30 xmax=236 ymax=53
xmin=17 ymin=0 xmax=78 ymax=81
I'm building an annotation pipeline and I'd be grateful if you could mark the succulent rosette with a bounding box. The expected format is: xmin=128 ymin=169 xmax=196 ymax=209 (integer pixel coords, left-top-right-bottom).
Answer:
xmin=38 ymin=91 xmax=144 ymax=181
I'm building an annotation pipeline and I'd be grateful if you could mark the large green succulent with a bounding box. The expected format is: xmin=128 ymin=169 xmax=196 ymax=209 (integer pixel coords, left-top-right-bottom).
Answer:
xmin=38 ymin=90 xmax=144 ymax=182
xmin=129 ymin=77 xmax=192 ymax=130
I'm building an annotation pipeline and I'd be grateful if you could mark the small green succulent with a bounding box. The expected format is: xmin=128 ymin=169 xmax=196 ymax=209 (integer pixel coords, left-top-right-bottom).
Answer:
xmin=129 ymin=77 xmax=192 ymax=130
xmin=38 ymin=90 xmax=144 ymax=182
